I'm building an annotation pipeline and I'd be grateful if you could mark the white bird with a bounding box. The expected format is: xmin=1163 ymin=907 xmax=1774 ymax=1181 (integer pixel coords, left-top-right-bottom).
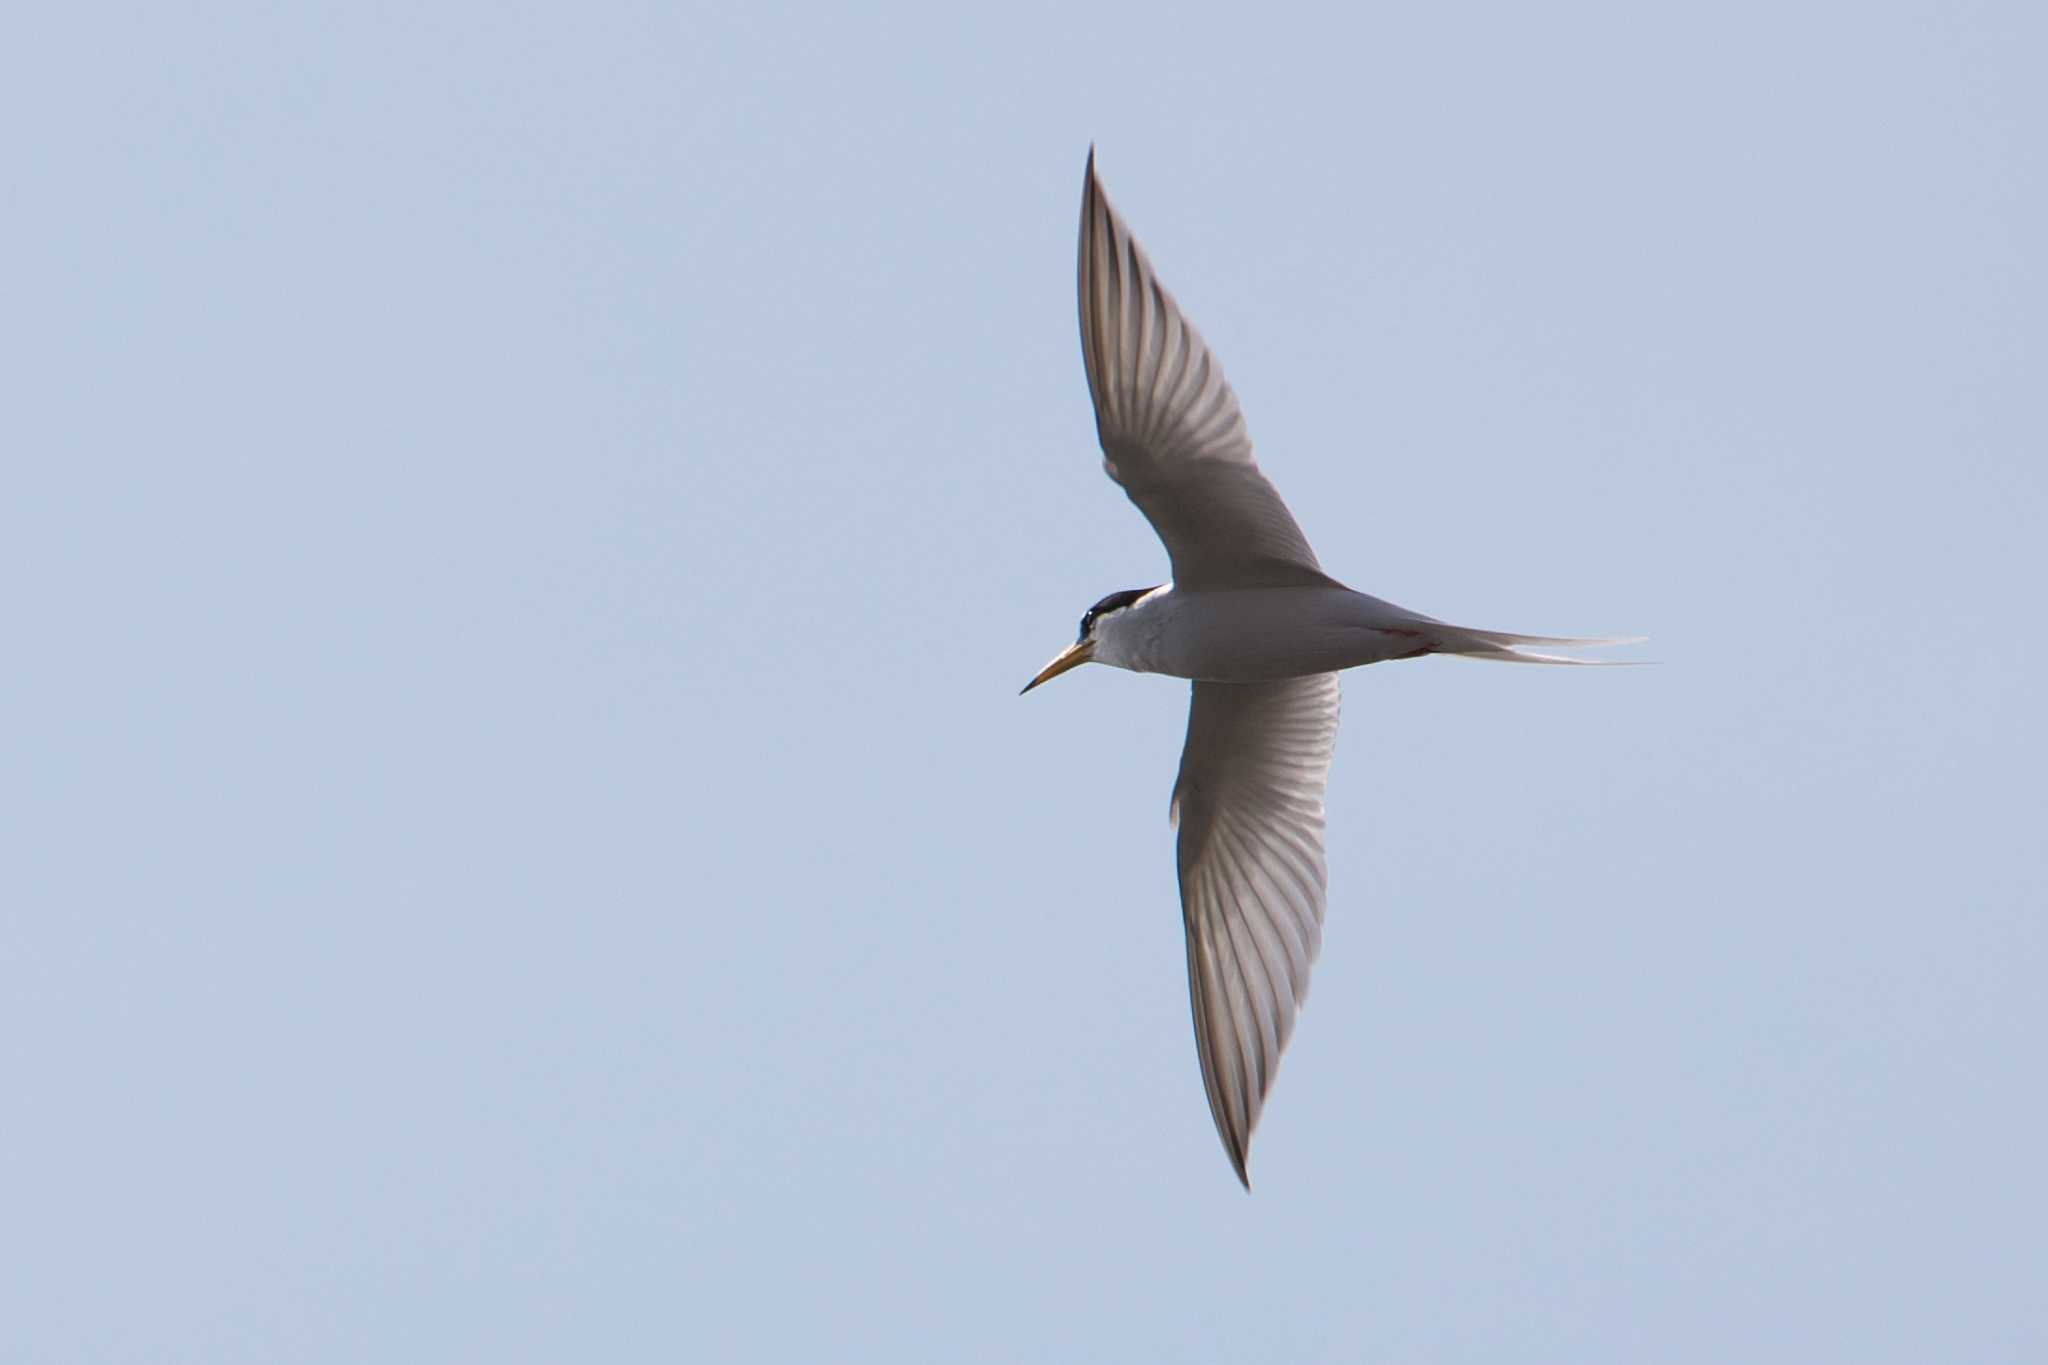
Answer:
xmin=1023 ymin=150 xmax=1637 ymax=1187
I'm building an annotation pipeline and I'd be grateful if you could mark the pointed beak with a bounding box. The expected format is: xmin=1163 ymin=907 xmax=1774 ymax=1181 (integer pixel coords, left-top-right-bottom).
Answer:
xmin=1020 ymin=639 xmax=1095 ymax=694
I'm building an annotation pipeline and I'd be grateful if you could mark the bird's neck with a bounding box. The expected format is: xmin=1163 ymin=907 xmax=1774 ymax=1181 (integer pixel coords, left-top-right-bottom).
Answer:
xmin=1093 ymin=586 xmax=1174 ymax=674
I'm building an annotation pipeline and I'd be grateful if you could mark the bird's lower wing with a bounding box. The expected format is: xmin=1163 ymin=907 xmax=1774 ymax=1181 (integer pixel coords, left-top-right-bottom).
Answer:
xmin=1170 ymin=673 xmax=1341 ymax=1186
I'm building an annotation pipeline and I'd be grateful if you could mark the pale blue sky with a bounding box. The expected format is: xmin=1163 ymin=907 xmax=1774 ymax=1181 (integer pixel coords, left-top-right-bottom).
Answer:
xmin=5 ymin=3 xmax=2044 ymax=1361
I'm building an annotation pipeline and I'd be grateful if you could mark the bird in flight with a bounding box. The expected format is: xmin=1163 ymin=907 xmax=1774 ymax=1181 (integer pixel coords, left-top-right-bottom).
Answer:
xmin=1023 ymin=150 xmax=1637 ymax=1187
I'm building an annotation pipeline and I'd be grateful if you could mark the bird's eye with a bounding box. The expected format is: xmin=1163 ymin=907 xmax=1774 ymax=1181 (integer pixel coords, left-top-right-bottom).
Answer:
xmin=1077 ymin=611 xmax=1095 ymax=642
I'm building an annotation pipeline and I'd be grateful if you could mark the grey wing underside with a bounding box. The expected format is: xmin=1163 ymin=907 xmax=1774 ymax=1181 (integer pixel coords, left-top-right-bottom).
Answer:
xmin=1170 ymin=673 xmax=1341 ymax=1186
xmin=1078 ymin=152 xmax=1332 ymax=592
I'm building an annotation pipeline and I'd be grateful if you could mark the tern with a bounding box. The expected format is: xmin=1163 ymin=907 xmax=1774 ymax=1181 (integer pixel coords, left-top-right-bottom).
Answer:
xmin=1023 ymin=151 xmax=1637 ymax=1187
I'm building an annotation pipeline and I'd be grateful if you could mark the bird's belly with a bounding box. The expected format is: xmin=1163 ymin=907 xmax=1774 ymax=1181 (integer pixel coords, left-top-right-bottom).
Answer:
xmin=1163 ymin=631 xmax=1412 ymax=681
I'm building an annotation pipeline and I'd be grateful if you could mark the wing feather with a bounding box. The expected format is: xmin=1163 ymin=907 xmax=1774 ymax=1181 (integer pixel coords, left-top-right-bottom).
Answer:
xmin=1170 ymin=673 xmax=1341 ymax=1185
xmin=1078 ymin=152 xmax=1331 ymax=590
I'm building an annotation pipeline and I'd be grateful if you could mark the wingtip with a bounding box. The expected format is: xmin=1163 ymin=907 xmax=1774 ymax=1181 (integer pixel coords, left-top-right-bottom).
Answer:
xmin=1226 ymin=1138 xmax=1251 ymax=1190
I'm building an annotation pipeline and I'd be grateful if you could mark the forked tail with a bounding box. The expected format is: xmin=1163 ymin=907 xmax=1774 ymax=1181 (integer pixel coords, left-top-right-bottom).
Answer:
xmin=1412 ymin=622 xmax=1647 ymax=666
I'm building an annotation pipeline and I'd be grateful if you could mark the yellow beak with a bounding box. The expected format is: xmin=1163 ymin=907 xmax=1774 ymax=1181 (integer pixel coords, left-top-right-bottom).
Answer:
xmin=1020 ymin=639 xmax=1095 ymax=694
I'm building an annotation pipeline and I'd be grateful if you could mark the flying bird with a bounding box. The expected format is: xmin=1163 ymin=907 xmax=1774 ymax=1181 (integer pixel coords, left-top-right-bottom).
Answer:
xmin=1023 ymin=150 xmax=1637 ymax=1187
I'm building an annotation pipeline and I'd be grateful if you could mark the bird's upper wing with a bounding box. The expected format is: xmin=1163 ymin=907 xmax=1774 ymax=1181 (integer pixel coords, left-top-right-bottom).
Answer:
xmin=1078 ymin=152 xmax=1331 ymax=591
xmin=1170 ymin=673 xmax=1340 ymax=1185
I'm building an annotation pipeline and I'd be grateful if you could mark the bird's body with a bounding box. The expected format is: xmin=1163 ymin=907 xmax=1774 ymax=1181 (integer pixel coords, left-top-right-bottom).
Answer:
xmin=1090 ymin=584 xmax=1450 ymax=680
xmin=1025 ymin=151 xmax=1636 ymax=1187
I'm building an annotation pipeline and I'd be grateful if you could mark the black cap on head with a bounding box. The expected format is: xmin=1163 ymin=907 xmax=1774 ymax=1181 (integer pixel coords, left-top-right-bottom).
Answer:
xmin=1078 ymin=587 xmax=1155 ymax=643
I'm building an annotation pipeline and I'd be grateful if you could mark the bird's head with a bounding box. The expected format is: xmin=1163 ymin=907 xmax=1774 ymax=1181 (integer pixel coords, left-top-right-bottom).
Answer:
xmin=1020 ymin=586 xmax=1159 ymax=693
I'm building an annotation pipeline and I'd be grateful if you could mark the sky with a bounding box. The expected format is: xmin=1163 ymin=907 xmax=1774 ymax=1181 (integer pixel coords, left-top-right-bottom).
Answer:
xmin=5 ymin=3 xmax=2044 ymax=1360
